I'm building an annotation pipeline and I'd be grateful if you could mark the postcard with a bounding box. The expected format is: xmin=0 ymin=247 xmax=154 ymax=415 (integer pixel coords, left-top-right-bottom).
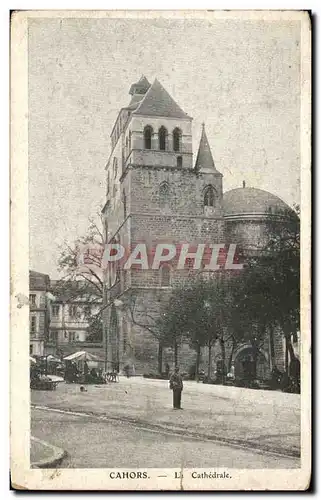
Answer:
xmin=10 ymin=9 xmax=311 ymax=490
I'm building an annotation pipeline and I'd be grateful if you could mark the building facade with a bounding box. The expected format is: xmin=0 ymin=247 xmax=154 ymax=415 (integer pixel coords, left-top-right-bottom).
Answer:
xmin=46 ymin=280 xmax=103 ymax=358
xmin=102 ymin=76 xmax=298 ymax=377
xmin=29 ymin=270 xmax=50 ymax=356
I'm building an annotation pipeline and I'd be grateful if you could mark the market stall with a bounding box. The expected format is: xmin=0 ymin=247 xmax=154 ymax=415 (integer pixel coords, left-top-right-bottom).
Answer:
xmin=30 ymin=356 xmax=64 ymax=390
xmin=64 ymin=351 xmax=105 ymax=384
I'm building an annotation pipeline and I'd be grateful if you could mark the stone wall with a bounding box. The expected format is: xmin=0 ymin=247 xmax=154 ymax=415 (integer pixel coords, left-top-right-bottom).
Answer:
xmin=224 ymin=218 xmax=269 ymax=254
xmin=128 ymin=166 xmax=223 ymax=218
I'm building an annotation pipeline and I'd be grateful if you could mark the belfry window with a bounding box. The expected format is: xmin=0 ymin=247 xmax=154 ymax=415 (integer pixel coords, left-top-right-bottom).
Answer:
xmin=173 ymin=128 xmax=181 ymax=152
xmin=144 ymin=126 xmax=153 ymax=149
xmin=204 ymin=185 xmax=216 ymax=207
xmin=159 ymin=126 xmax=167 ymax=151
xmin=159 ymin=182 xmax=170 ymax=209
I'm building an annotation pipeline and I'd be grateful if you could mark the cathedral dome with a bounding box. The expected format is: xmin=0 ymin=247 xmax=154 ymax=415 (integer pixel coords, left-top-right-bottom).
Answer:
xmin=223 ymin=187 xmax=290 ymax=218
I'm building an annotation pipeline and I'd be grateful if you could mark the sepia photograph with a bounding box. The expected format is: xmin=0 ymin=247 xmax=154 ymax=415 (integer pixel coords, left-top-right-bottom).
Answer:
xmin=10 ymin=9 xmax=311 ymax=490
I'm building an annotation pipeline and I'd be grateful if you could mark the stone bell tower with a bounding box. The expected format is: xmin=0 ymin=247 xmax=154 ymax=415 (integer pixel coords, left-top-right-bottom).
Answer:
xmin=102 ymin=76 xmax=224 ymax=373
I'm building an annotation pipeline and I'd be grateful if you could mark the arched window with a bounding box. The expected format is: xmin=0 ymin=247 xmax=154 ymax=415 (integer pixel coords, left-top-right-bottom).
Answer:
xmin=177 ymin=156 xmax=183 ymax=168
xmin=144 ymin=126 xmax=153 ymax=149
xmin=160 ymin=265 xmax=171 ymax=287
xmin=204 ymin=185 xmax=216 ymax=207
xmin=159 ymin=182 xmax=170 ymax=209
xmin=158 ymin=126 xmax=167 ymax=151
xmin=173 ymin=128 xmax=181 ymax=152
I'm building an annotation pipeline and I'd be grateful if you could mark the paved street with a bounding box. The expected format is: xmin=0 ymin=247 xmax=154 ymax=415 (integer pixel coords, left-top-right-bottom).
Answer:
xmin=31 ymin=376 xmax=300 ymax=467
xmin=32 ymin=408 xmax=299 ymax=469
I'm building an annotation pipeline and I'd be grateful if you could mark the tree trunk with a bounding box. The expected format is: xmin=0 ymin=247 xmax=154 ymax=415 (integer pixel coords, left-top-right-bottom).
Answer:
xmin=174 ymin=341 xmax=178 ymax=367
xmin=284 ymin=322 xmax=296 ymax=375
xmin=251 ymin=325 xmax=265 ymax=380
xmin=286 ymin=335 xmax=295 ymax=361
xmin=285 ymin=334 xmax=296 ymax=377
xmin=219 ymin=337 xmax=226 ymax=383
xmin=157 ymin=342 xmax=163 ymax=374
xmin=195 ymin=344 xmax=201 ymax=382
xmin=252 ymin=345 xmax=258 ymax=380
xmin=207 ymin=343 xmax=212 ymax=380
xmin=227 ymin=336 xmax=236 ymax=372
xmin=285 ymin=340 xmax=289 ymax=374
xmin=269 ymin=325 xmax=276 ymax=369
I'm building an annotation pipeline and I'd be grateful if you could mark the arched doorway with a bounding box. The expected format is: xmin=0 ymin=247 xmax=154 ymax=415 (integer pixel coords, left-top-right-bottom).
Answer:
xmin=233 ymin=344 xmax=270 ymax=383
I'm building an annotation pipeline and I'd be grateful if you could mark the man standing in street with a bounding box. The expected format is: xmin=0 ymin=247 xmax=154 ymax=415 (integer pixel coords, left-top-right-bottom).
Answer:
xmin=169 ymin=366 xmax=183 ymax=409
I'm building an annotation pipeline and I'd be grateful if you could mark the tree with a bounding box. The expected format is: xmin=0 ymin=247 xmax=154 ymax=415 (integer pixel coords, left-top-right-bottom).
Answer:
xmin=157 ymin=293 xmax=191 ymax=368
xmin=57 ymin=214 xmax=104 ymax=296
xmin=157 ymin=275 xmax=235 ymax=380
xmin=124 ymin=289 xmax=180 ymax=374
xmin=55 ymin=214 xmax=105 ymax=343
xmin=231 ymin=205 xmax=300 ymax=374
xmin=85 ymin=311 xmax=103 ymax=343
xmin=264 ymin=205 xmax=300 ymax=359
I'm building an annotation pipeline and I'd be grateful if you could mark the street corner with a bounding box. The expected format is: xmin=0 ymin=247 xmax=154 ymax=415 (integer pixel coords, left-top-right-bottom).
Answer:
xmin=30 ymin=436 xmax=67 ymax=469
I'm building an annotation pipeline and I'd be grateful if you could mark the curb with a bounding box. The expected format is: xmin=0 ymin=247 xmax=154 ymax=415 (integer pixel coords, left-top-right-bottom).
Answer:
xmin=32 ymin=405 xmax=300 ymax=460
xmin=31 ymin=436 xmax=67 ymax=469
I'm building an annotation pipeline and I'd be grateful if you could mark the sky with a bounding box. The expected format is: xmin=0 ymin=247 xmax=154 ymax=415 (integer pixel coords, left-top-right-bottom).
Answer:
xmin=28 ymin=16 xmax=301 ymax=278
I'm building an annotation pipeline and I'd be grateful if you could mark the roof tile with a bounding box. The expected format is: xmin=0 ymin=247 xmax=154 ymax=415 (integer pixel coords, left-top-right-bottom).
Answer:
xmin=133 ymin=79 xmax=191 ymax=119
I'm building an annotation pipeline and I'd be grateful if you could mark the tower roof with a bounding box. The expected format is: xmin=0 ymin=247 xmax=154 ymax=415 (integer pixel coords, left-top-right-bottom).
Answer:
xmin=133 ymin=79 xmax=191 ymax=119
xmin=195 ymin=124 xmax=220 ymax=174
xmin=129 ymin=75 xmax=151 ymax=96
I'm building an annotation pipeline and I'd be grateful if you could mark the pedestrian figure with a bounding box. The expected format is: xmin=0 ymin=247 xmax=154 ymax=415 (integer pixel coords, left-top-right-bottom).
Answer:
xmin=169 ymin=366 xmax=183 ymax=409
xmin=90 ymin=367 xmax=98 ymax=382
xmin=71 ymin=362 xmax=79 ymax=383
xmin=165 ymin=363 xmax=170 ymax=379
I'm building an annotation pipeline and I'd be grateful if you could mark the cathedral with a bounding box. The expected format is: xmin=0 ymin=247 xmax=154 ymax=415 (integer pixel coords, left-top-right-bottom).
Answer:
xmin=102 ymin=75 xmax=297 ymax=379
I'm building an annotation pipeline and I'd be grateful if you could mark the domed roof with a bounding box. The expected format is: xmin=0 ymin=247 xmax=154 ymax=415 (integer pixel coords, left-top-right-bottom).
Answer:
xmin=223 ymin=187 xmax=289 ymax=218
